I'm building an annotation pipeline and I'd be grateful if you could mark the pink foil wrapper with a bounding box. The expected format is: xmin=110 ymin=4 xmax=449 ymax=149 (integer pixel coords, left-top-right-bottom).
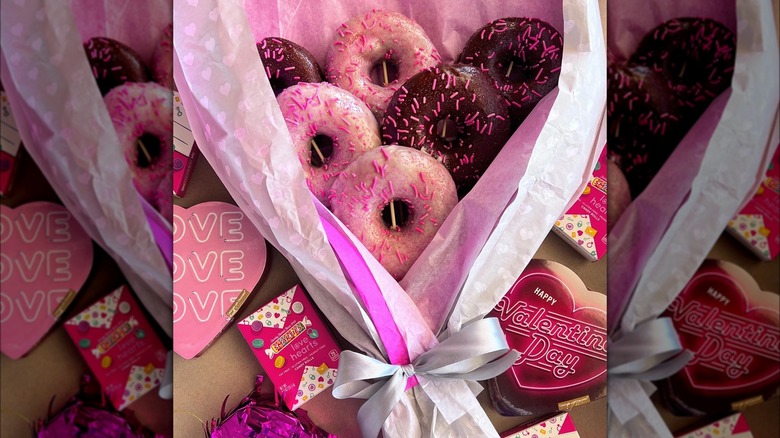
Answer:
xmin=174 ymin=0 xmax=604 ymax=434
xmin=35 ymin=375 xmax=160 ymax=438
xmin=207 ymin=375 xmax=333 ymax=438
xmin=0 ymin=0 xmax=173 ymax=335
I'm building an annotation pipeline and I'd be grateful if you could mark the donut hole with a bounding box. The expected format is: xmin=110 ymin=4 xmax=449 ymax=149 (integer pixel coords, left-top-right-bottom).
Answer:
xmin=666 ymin=56 xmax=707 ymax=86
xmin=436 ymin=118 xmax=459 ymax=143
xmin=369 ymin=58 xmax=400 ymax=87
xmin=135 ymin=133 xmax=162 ymax=168
xmin=502 ymin=56 xmax=531 ymax=84
xmin=381 ymin=199 xmax=411 ymax=231
xmin=309 ymin=134 xmax=335 ymax=167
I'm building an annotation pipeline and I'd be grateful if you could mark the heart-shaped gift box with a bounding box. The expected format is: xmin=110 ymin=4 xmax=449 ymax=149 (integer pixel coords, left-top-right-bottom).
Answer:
xmin=173 ymin=202 xmax=267 ymax=359
xmin=1 ymin=202 xmax=94 ymax=359
xmin=488 ymin=259 xmax=607 ymax=416
xmin=658 ymin=259 xmax=779 ymax=415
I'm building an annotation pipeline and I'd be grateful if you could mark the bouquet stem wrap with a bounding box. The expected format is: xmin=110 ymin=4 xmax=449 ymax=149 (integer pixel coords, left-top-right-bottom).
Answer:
xmin=607 ymin=0 xmax=779 ymax=436
xmin=0 ymin=0 xmax=173 ymax=335
xmin=174 ymin=0 xmax=605 ymax=435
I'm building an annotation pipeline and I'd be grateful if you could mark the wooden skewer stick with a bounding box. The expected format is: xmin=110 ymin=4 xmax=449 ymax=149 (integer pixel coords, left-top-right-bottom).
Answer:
xmin=505 ymin=60 xmax=515 ymax=78
xmin=311 ymin=138 xmax=325 ymax=163
xmin=137 ymin=138 xmax=152 ymax=163
xmin=382 ymin=60 xmax=389 ymax=86
xmin=679 ymin=62 xmax=687 ymax=78
xmin=440 ymin=120 xmax=448 ymax=139
xmin=390 ymin=200 xmax=398 ymax=230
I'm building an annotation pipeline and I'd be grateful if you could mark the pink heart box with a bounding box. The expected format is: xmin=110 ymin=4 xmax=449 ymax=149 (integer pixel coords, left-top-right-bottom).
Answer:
xmin=64 ymin=285 xmax=167 ymax=411
xmin=173 ymin=202 xmax=267 ymax=359
xmin=1 ymin=202 xmax=94 ymax=359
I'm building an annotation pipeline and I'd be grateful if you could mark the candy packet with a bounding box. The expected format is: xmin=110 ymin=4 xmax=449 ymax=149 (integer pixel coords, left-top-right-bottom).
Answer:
xmin=0 ymin=0 xmax=173 ymax=334
xmin=174 ymin=0 xmax=605 ymax=435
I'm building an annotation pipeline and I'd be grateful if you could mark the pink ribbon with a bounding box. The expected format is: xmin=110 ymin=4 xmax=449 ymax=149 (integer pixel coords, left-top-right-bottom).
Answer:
xmin=317 ymin=205 xmax=416 ymax=387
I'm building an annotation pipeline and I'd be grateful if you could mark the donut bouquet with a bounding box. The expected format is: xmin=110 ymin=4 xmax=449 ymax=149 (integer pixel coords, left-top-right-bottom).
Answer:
xmin=175 ymin=0 xmax=605 ymax=435
xmin=0 ymin=0 xmax=174 ymax=336
xmin=605 ymin=1 xmax=778 ymax=436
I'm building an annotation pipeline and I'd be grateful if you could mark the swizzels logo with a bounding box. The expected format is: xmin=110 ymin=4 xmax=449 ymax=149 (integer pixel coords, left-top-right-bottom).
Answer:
xmin=665 ymin=271 xmax=780 ymax=391
xmin=265 ymin=317 xmax=312 ymax=358
xmin=172 ymin=202 xmax=267 ymax=359
xmin=492 ymin=272 xmax=607 ymax=390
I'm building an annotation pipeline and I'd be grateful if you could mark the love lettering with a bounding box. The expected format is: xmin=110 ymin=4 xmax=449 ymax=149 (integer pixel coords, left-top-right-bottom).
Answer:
xmin=0 ymin=211 xmax=74 ymax=283
xmin=0 ymin=290 xmax=71 ymax=323
xmin=0 ymin=210 xmax=72 ymax=244
xmin=173 ymin=210 xmax=245 ymax=244
xmin=173 ymin=290 xmax=246 ymax=323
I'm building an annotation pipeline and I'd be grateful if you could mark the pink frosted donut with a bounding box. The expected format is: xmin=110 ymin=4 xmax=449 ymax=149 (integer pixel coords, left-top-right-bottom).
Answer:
xmin=277 ymin=82 xmax=381 ymax=205
xmin=326 ymin=10 xmax=441 ymax=118
xmin=152 ymin=23 xmax=173 ymax=89
xmin=104 ymin=82 xmax=173 ymax=217
xmin=330 ymin=146 xmax=458 ymax=280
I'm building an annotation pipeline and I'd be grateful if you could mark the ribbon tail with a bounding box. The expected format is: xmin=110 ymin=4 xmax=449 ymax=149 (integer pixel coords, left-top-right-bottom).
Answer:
xmin=626 ymin=350 xmax=695 ymax=381
xmin=357 ymin=369 xmax=410 ymax=438
xmin=431 ymin=351 xmax=519 ymax=381
xmin=333 ymin=351 xmax=400 ymax=400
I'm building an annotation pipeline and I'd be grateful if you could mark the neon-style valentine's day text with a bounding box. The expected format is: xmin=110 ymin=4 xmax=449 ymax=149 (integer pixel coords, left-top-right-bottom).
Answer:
xmin=495 ymin=297 xmax=607 ymax=380
xmin=533 ymin=287 xmax=558 ymax=306
xmin=669 ymin=296 xmax=780 ymax=379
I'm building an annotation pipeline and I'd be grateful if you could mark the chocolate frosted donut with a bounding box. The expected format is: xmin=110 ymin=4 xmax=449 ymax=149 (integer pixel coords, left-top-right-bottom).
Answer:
xmin=459 ymin=17 xmax=563 ymax=130
xmin=257 ymin=37 xmax=325 ymax=96
xmin=381 ymin=64 xmax=511 ymax=194
xmin=608 ymin=63 xmax=685 ymax=197
xmin=631 ymin=17 xmax=735 ymax=112
xmin=84 ymin=37 xmax=148 ymax=95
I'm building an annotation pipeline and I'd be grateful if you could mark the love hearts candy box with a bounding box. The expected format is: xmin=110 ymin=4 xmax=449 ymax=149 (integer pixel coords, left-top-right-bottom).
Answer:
xmin=675 ymin=412 xmax=753 ymax=438
xmin=658 ymin=259 xmax=779 ymax=415
xmin=1 ymin=202 xmax=94 ymax=359
xmin=726 ymin=146 xmax=779 ymax=261
xmin=552 ymin=147 xmax=608 ymax=261
xmin=64 ymin=285 xmax=167 ymax=411
xmin=500 ymin=411 xmax=580 ymax=438
xmin=237 ymin=285 xmax=341 ymax=411
xmin=173 ymin=201 xmax=267 ymax=359
xmin=487 ymin=260 xmax=607 ymax=416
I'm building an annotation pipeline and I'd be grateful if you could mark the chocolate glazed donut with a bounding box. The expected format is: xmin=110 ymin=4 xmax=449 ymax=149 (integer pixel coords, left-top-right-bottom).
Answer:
xmin=84 ymin=37 xmax=148 ymax=96
xmin=382 ymin=64 xmax=511 ymax=196
xmin=257 ymin=37 xmax=325 ymax=96
xmin=631 ymin=17 xmax=735 ymax=113
xmin=459 ymin=17 xmax=563 ymax=130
